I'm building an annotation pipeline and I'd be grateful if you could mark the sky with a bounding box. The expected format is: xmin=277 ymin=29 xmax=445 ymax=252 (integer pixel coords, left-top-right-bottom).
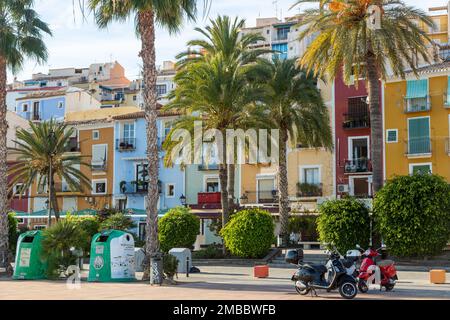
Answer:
xmin=7 ymin=0 xmax=448 ymax=82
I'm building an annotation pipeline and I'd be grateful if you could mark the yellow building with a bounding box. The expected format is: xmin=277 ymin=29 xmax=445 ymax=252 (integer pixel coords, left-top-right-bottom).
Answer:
xmin=384 ymin=62 xmax=450 ymax=179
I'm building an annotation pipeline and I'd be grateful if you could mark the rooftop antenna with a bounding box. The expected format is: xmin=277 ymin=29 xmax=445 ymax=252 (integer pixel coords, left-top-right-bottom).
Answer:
xmin=272 ymin=0 xmax=279 ymax=19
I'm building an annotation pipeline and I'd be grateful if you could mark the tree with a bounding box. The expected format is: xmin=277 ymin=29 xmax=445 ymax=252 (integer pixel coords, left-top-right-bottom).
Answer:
xmin=374 ymin=174 xmax=450 ymax=257
xmin=158 ymin=206 xmax=199 ymax=252
xmin=317 ymin=197 xmax=371 ymax=253
xmin=88 ymin=0 xmax=206 ymax=283
xmin=250 ymin=58 xmax=332 ymax=245
xmin=8 ymin=120 xmax=91 ymax=224
xmin=0 ymin=0 xmax=51 ymax=272
xmin=164 ymin=16 xmax=267 ymax=239
xmin=293 ymin=0 xmax=434 ymax=195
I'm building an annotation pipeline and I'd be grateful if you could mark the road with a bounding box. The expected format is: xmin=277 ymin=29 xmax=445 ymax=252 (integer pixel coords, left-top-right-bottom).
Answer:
xmin=0 ymin=266 xmax=449 ymax=300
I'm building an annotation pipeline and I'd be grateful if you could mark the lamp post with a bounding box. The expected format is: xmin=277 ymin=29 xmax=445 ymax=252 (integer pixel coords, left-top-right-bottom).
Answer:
xmin=47 ymin=130 xmax=55 ymax=227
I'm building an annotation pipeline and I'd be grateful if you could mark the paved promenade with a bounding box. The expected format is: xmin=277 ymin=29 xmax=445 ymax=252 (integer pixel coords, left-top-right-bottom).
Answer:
xmin=1 ymin=266 xmax=449 ymax=300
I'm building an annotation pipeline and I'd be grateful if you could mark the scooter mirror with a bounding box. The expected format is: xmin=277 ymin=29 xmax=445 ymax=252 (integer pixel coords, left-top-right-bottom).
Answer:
xmin=356 ymin=244 xmax=361 ymax=248
xmin=381 ymin=244 xmax=387 ymax=249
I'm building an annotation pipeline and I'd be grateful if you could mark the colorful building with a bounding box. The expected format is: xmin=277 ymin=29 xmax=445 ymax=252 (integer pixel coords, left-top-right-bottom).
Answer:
xmin=383 ymin=62 xmax=450 ymax=179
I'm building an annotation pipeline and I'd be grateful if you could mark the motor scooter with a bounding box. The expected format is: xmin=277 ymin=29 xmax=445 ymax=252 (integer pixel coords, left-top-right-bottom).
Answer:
xmin=355 ymin=244 xmax=398 ymax=293
xmin=286 ymin=248 xmax=358 ymax=299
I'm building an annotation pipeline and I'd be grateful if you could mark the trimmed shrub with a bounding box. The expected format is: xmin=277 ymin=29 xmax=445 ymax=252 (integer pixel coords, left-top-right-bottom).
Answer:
xmin=317 ymin=198 xmax=371 ymax=253
xmin=192 ymin=245 xmax=224 ymax=259
xmin=221 ymin=208 xmax=274 ymax=258
xmin=41 ymin=219 xmax=88 ymax=278
xmin=158 ymin=206 xmax=200 ymax=253
xmin=374 ymin=174 xmax=450 ymax=257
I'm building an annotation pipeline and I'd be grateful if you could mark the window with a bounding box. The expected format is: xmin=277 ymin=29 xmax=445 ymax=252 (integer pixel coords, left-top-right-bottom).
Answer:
xmin=92 ymin=144 xmax=107 ymax=170
xmin=133 ymin=95 xmax=137 ymax=101
xmin=122 ymin=123 xmax=135 ymax=143
xmin=257 ymin=177 xmax=276 ymax=203
xmin=138 ymin=222 xmax=146 ymax=240
xmin=272 ymin=43 xmax=288 ymax=60
xmin=301 ymin=167 xmax=321 ymax=185
xmin=386 ymin=129 xmax=398 ymax=143
xmin=205 ymin=177 xmax=220 ymax=192
xmin=92 ymin=179 xmax=107 ymax=194
xmin=344 ymin=97 xmax=369 ymax=129
xmin=13 ymin=183 xmax=25 ymax=196
xmin=166 ymin=183 xmax=175 ymax=198
xmin=22 ymin=104 xmax=28 ymax=112
xmin=92 ymin=130 xmax=100 ymax=140
xmin=156 ymin=84 xmax=167 ymax=96
xmin=405 ymin=80 xmax=429 ymax=112
xmin=135 ymin=163 xmax=149 ymax=193
xmin=276 ymin=27 xmax=290 ymax=41
xmin=409 ymin=163 xmax=432 ymax=175
xmin=408 ymin=117 xmax=430 ymax=154
xmin=58 ymin=101 xmax=64 ymax=109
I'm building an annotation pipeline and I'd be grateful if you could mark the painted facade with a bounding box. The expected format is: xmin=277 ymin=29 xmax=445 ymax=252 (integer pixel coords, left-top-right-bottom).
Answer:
xmin=15 ymin=90 xmax=66 ymax=122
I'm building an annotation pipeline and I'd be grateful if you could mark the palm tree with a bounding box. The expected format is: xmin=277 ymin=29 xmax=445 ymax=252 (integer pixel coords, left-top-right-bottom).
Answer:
xmin=167 ymin=16 xmax=269 ymax=226
xmin=250 ymin=58 xmax=332 ymax=245
xmin=0 ymin=0 xmax=51 ymax=272
xmin=8 ymin=119 xmax=91 ymax=225
xmin=293 ymin=0 xmax=434 ymax=194
xmin=163 ymin=61 xmax=265 ymax=253
xmin=88 ymin=0 xmax=207 ymax=282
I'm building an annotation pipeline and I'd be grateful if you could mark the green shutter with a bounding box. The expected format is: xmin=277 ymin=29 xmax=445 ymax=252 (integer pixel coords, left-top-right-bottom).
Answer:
xmin=387 ymin=130 xmax=397 ymax=142
xmin=447 ymin=77 xmax=450 ymax=106
xmin=408 ymin=118 xmax=430 ymax=154
xmin=405 ymin=79 xmax=428 ymax=99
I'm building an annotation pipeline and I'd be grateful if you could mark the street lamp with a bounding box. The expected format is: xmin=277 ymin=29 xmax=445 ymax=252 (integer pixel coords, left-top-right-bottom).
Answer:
xmin=179 ymin=194 xmax=186 ymax=207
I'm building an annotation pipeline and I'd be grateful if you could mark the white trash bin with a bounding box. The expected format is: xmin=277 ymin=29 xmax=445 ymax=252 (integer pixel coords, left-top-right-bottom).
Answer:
xmin=168 ymin=248 xmax=192 ymax=273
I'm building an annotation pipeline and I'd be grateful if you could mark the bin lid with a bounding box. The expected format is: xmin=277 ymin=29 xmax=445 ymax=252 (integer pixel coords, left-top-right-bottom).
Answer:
xmin=169 ymin=248 xmax=191 ymax=254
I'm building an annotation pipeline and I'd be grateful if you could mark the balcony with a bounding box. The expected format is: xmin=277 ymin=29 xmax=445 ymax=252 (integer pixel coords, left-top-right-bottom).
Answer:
xmin=344 ymin=158 xmax=372 ymax=174
xmin=119 ymin=181 xmax=148 ymax=194
xmin=189 ymin=192 xmax=222 ymax=209
xmin=406 ymin=138 xmax=432 ymax=157
xmin=242 ymin=190 xmax=278 ymax=204
xmin=404 ymin=96 xmax=431 ymax=113
xmin=91 ymin=160 xmax=107 ymax=171
xmin=116 ymin=138 xmax=136 ymax=152
xmin=342 ymin=112 xmax=370 ymax=129
xmin=296 ymin=183 xmax=323 ymax=197
xmin=54 ymin=182 xmax=81 ymax=194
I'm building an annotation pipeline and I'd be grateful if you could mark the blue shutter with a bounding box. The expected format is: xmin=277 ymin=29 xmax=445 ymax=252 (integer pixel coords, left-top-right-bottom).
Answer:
xmin=405 ymin=79 xmax=428 ymax=99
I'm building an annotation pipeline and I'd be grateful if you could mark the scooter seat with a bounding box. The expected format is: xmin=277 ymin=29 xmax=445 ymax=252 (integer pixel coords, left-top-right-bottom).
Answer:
xmin=304 ymin=263 xmax=327 ymax=275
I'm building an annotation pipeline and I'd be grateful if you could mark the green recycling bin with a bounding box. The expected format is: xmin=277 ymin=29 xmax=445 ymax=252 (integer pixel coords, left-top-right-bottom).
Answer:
xmin=88 ymin=230 xmax=136 ymax=282
xmin=13 ymin=230 xmax=47 ymax=280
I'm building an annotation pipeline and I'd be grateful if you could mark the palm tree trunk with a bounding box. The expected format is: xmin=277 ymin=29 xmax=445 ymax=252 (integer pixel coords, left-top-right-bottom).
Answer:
xmin=0 ymin=55 xmax=10 ymax=271
xmin=138 ymin=10 xmax=161 ymax=283
xmin=50 ymin=174 xmax=60 ymax=222
xmin=278 ymin=129 xmax=290 ymax=247
xmin=366 ymin=47 xmax=383 ymax=194
xmin=219 ymin=163 xmax=229 ymax=255
xmin=227 ymin=163 xmax=235 ymax=213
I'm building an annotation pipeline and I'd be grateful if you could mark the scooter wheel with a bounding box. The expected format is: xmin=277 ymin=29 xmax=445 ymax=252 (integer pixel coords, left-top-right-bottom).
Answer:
xmin=358 ymin=280 xmax=369 ymax=293
xmin=385 ymin=284 xmax=395 ymax=292
xmin=339 ymin=281 xmax=358 ymax=299
xmin=295 ymin=285 xmax=311 ymax=295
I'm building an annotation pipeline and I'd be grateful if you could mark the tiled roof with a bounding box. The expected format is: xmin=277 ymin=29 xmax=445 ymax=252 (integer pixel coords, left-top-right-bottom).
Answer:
xmin=112 ymin=106 xmax=182 ymax=120
xmin=65 ymin=106 xmax=141 ymax=124
xmin=16 ymin=89 xmax=67 ymax=100
xmin=405 ymin=60 xmax=450 ymax=75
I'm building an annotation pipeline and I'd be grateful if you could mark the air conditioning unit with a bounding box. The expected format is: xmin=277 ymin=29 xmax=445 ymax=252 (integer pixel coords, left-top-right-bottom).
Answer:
xmin=337 ymin=184 xmax=349 ymax=193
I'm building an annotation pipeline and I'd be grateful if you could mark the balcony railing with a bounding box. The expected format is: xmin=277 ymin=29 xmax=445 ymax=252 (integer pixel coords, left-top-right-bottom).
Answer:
xmin=404 ymin=96 xmax=431 ymax=113
xmin=91 ymin=160 xmax=107 ymax=171
xmin=119 ymin=181 xmax=148 ymax=194
xmin=296 ymin=183 xmax=323 ymax=197
xmin=24 ymin=112 xmax=41 ymax=121
xmin=406 ymin=138 xmax=432 ymax=156
xmin=116 ymin=138 xmax=136 ymax=152
xmin=242 ymin=190 xmax=278 ymax=204
xmin=344 ymin=158 xmax=372 ymax=173
xmin=342 ymin=112 xmax=370 ymax=129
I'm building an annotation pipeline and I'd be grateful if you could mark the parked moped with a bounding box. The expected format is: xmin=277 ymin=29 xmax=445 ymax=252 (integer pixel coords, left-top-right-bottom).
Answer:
xmin=286 ymin=248 xmax=358 ymax=299
xmin=355 ymin=244 xmax=398 ymax=293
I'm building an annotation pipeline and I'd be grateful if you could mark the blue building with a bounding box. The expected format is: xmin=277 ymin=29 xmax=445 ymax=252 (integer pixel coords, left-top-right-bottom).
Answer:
xmin=112 ymin=110 xmax=186 ymax=240
xmin=15 ymin=89 xmax=66 ymax=122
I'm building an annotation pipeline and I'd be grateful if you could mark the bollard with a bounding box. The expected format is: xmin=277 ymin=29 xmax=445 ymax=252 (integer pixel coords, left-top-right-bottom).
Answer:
xmin=186 ymin=257 xmax=190 ymax=277
xmin=430 ymin=269 xmax=446 ymax=284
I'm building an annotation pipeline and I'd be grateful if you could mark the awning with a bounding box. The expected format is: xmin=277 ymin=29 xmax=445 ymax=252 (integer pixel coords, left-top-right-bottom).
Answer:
xmin=190 ymin=209 xmax=222 ymax=219
xmin=405 ymin=79 xmax=428 ymax=99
